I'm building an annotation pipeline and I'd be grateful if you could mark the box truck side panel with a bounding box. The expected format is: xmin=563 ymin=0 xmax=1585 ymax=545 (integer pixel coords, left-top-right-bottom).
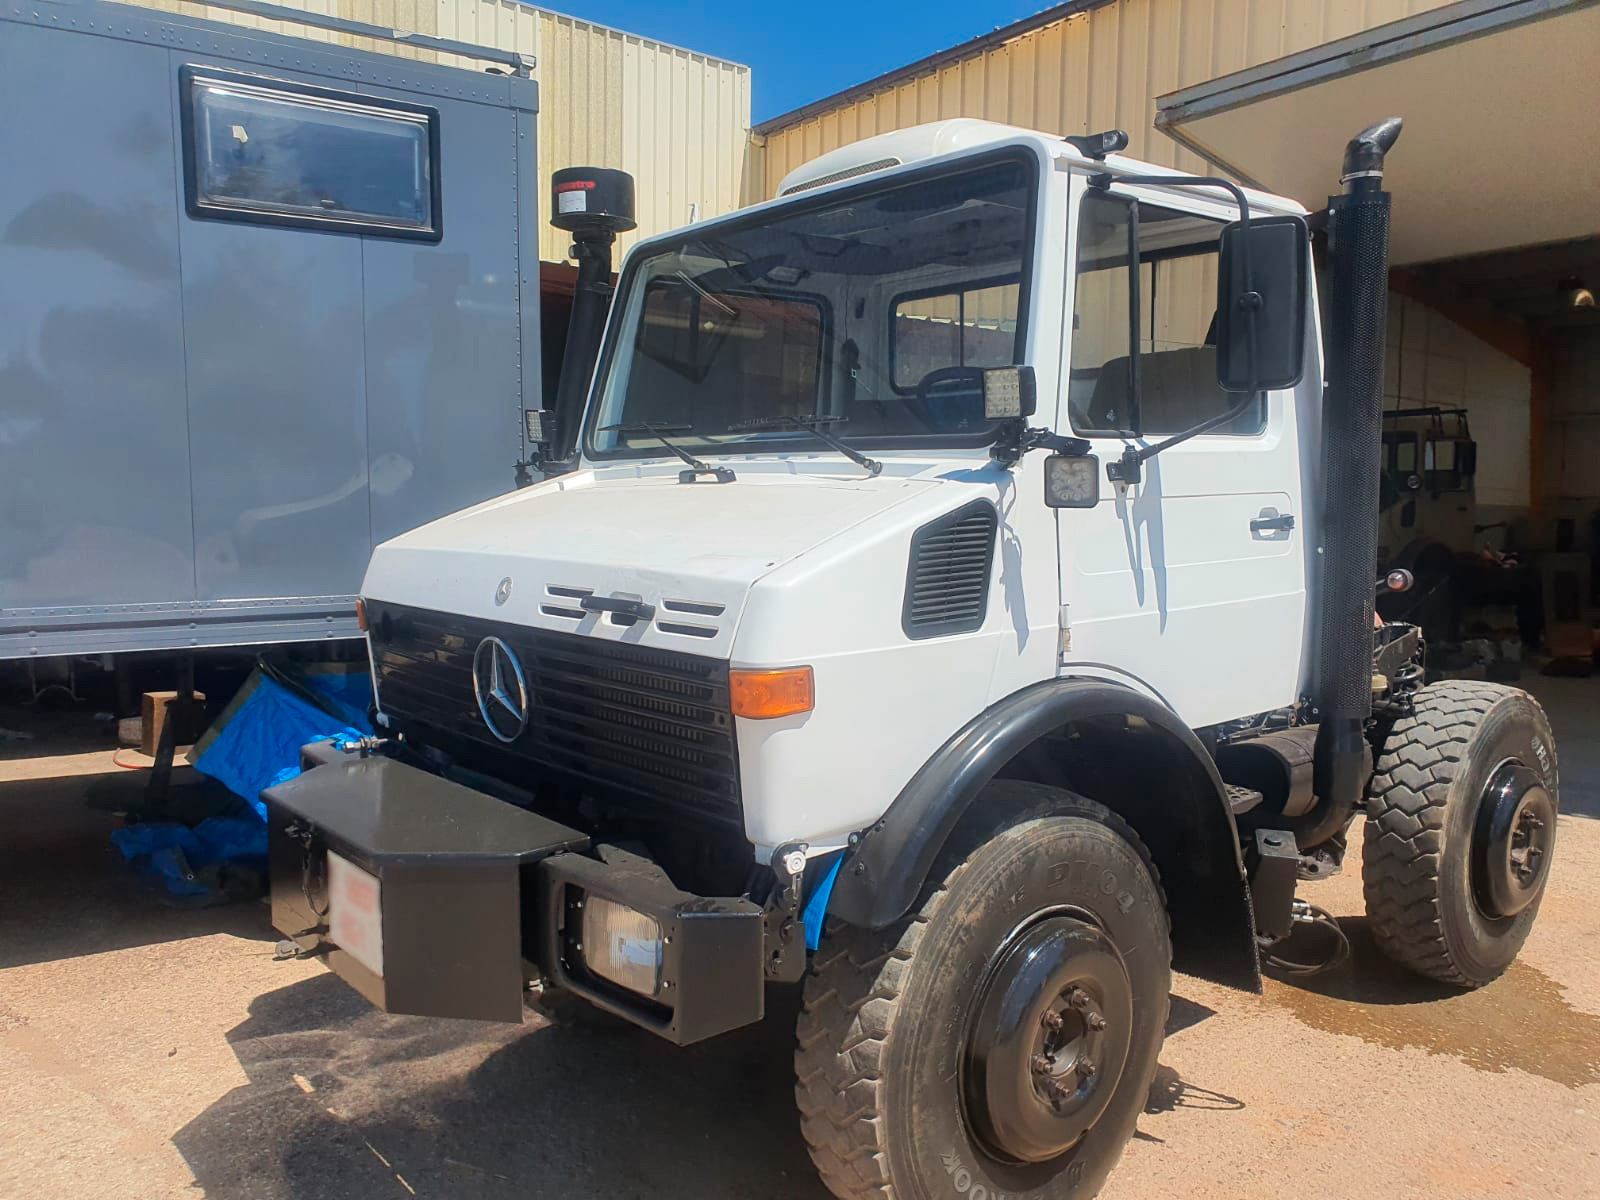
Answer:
xmin=0 ymin=0 xmax=537 ymax=658
xmin=177 ymin=107 xmax=373 ymax=608
xmin=360 ymin=89 xmax=523 ymax=550
xmin=0 ymin=22 xmax=199 ymax=622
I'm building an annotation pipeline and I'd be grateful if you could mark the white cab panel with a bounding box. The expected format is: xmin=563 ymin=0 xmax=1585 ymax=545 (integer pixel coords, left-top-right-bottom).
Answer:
xmin=361 ymin=464 xmax=940 ymax=659
xmin=732 ymin=459 xmax=1060 ymax=854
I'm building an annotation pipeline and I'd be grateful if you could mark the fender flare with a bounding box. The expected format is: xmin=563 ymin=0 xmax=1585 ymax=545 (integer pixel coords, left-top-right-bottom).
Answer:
xmin=828 ymin=677 xmax=1247 ymax=932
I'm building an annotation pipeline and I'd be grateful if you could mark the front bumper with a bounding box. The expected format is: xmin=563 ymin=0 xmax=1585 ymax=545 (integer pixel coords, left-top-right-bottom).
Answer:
xmin=265 ymin=742 xmax=767 ymax=1043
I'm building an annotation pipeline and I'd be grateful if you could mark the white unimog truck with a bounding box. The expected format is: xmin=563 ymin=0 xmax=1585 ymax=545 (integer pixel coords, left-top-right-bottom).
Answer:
xmin=267 ymin=116 xmax=1561 ymax=1199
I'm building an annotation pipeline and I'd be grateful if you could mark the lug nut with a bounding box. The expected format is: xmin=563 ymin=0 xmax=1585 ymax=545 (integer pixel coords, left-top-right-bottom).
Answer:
xmin=1077 ymin=1059 xmax=1097 ymax=1079
xmin=1068 ymin=988 xmax=1091 ymax=1011
xmin=1042 ymin=1010 xmax=1065 ymax=1032
xmin=1030 ymin=1054 xmax=1054 ymax=1075
xmin=1086 ymin=1012 xmax=1107 ymax=1031
xmin=1047 ymin=1078 xmax=1072 ymax=1100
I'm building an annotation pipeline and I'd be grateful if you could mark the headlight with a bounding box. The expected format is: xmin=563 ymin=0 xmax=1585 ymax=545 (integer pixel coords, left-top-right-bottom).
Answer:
xmin=582 ymin=895 xmax=663 ymax=996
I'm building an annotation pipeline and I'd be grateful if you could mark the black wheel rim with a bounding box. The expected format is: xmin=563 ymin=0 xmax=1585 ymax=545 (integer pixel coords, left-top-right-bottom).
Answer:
xmin=1472 ymin=761 xmax=1556 ymax=919
xmin=962 ymin=914 xmax=1133 ymax=1165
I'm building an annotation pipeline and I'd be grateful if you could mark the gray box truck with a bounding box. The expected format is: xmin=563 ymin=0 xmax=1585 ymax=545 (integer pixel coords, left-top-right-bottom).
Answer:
xmin=1 ymin=0 xmax=541 ymax=659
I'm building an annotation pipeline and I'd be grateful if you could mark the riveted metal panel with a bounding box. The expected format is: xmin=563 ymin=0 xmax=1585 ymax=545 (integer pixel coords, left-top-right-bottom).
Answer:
xmin=0 ymin=21 xmax=196 ymax=624
xmin=173 ymin=62 xmax=371 ymax=605
xmin=359 ymin=90 xmax=525 ymax=548
xmin=756 ymin=0 xmax=1458 ymax=199
xmin=1 ymin=0 xmax=536 ymax=657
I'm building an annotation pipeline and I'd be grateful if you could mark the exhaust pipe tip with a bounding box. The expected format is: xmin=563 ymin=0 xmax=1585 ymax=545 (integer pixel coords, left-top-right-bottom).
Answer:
xmin=1341 ymin=117 xmax=1404 ymax=184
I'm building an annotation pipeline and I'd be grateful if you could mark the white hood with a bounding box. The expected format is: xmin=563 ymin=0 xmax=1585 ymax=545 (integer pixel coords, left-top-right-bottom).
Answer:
xmin=361 ymin=466 xmax=942 ymax=657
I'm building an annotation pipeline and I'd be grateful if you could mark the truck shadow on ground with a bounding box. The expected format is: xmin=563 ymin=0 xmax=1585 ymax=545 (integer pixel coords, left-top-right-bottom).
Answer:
xmin=0 ymin=773 xmax=275 ymax=970
xmin=174 ymin=977 xmax=1245 ymax=1199
xmin=173 ymin=972 xmax=834 ymax=1200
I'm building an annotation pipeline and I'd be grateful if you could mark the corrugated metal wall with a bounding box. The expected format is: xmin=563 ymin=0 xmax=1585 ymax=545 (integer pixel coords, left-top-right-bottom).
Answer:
xmin=527 ymin=10 xmax=753 ymax=261
xmin=135 ymin=0 xmax=751 ymax=261
xmin=757 ymin=0 xmax=1456 ymax=197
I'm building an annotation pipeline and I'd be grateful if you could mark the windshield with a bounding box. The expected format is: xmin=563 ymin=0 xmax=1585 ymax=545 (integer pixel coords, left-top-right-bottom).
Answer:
xmin=586 ymin=153 xmax=1036 ymax=460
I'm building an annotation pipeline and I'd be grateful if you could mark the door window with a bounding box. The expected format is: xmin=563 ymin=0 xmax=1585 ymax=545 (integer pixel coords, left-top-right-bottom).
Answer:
xmin=1068 ymin=193 xmax=1264 ymax=438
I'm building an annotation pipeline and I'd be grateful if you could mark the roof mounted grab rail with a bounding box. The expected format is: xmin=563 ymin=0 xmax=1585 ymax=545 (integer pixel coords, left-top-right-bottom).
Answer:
xmin=169 ymin=0 xmax=536 ymax=76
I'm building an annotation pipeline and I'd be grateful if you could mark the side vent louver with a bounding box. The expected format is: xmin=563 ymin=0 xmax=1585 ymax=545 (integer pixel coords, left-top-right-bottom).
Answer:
xmin=779 ymin=157 xmax=901 ymax=196
xmin=903 ymin=501 xmax=998 ymax=639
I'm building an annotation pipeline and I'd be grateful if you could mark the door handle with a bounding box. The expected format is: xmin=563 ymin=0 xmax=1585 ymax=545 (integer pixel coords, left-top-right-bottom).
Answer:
xmin=1250 ymin=512 xmax=1296 ymax=533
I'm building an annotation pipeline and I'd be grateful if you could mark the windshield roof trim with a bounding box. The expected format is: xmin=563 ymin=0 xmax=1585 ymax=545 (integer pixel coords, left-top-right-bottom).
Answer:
xmin=626 ymin=133 xmax=1055 ymax=259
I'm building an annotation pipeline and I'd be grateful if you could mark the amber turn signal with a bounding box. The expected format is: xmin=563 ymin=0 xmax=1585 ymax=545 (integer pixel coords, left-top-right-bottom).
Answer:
xmin=354 ymin=597 xmax=368 ymax=632
xmin=729 ymin=667 xmax=814 ymax=720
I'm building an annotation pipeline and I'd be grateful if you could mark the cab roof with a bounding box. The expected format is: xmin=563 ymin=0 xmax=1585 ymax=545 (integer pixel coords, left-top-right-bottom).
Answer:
xmin=774 ymin=118 xmax=1307 ymax=218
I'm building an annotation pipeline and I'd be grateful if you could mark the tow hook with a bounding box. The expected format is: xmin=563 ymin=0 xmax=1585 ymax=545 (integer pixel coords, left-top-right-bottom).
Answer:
xmin=764 ymin=842 xmax=809 ymax=983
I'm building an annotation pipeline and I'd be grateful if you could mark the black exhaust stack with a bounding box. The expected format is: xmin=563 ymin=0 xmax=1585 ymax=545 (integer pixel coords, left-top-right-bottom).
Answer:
xmin=545 ymin=166 xmax=637 ymax=473
xmin=1311 ymin=118 xmax=1403 ymax=841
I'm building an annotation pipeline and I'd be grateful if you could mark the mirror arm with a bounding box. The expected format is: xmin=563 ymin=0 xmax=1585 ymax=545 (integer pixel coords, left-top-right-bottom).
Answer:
xmin=991 ymin=423 xmax=1092 ymax=467
xmin=1104 ymin=390 xmax=1261 ymax=485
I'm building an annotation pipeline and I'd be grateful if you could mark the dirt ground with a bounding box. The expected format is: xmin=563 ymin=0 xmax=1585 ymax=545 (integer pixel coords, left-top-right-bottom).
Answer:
xmin=1 ymin=676 xmax=1596 ymax=1200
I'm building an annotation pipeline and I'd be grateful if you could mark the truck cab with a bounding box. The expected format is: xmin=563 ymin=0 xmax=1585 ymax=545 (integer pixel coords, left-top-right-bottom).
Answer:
xmin=364 ymin=119 xmax=1316 ymax=858
xmin=268 ymin=117 xmax=1560 ymax=1200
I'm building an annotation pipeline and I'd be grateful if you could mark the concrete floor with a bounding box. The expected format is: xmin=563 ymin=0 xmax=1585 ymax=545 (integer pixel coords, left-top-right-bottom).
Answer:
xmin=1 ymin=676 xmax=1596 ymax=1200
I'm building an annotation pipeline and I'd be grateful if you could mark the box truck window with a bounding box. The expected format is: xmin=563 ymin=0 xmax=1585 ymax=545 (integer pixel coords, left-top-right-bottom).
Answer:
xmin=181 ymin=67 xmax=441 ymax=240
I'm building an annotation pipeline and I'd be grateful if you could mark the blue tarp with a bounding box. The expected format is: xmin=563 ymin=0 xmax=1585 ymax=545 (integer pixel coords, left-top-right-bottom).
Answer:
xmin=116 ymin=669 xmax=373 ymax=901
xmin=111 ymin=817 xmax=270 ymax=900
xmin=192 ymin=672 xmax=372 ymax=820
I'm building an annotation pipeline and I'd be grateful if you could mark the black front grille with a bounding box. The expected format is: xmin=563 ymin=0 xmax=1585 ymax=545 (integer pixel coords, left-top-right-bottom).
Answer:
xmin=366 ymin=601 xmax=740 ymax=821
xmin=902 ymin=501 xmax=998 ymax=639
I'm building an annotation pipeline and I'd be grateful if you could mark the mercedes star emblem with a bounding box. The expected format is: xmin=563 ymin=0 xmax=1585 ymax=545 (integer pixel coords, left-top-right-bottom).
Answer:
xmin=495 ymin=576 xmax=513 ymax=606
xmin=472 ymin=636 xmax=529 ymax=743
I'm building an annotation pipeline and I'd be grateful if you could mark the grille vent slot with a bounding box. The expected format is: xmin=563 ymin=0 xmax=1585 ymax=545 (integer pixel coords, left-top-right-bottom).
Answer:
xmin=658 ymin=622 xmax=717 ymax=639
xmin=903 ymin=501 xmax=998 ymax=639
xmin=661 ymin=598 xmax=725 ymax=617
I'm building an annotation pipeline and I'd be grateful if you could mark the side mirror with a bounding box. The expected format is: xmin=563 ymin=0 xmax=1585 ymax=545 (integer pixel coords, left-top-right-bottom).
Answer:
xmin=982 ymin=365 xmax=1037 ymax=421
xmin=1043 ymin=453 xmax=1101 ymax=508
xmin=1215 ymin=215 xmax=1308 ymax=393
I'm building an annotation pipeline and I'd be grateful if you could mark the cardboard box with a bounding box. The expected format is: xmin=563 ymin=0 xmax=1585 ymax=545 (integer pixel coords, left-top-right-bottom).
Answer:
xmin=140 ymin=690 xmax=207 ymax=758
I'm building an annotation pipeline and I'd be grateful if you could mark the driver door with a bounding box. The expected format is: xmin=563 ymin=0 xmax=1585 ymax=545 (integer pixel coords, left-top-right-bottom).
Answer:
xmin=1056 ymin=181 xmax=1311 ymax=729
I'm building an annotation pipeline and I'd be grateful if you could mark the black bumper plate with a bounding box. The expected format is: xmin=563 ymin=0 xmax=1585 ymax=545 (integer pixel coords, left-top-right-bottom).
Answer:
xmin=267 ymin=748 xmax=587 ymax=1022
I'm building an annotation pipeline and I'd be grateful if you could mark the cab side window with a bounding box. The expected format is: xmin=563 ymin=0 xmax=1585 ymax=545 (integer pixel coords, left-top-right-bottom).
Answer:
xmin=1068 ymin=194 xmax=1264 ymax=438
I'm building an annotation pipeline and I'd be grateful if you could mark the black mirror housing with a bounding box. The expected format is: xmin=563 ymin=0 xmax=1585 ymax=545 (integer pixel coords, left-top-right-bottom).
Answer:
xmin=1215 ymin=214 xmax=1309 ymax=393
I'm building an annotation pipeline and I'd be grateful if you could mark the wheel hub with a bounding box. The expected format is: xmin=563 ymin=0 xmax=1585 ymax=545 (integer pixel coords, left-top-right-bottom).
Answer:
xmin=963 ymin=916 xmax=1133 ymax=1164
xmin=1473 ymin=762 xmax=1556 ymax=918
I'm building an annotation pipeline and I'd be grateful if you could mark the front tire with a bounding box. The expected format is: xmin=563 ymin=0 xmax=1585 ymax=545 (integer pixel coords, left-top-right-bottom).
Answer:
xmin=1363 ymin=680 xmax=1559 ymax=987
xmin=795 ymin=782 xmax=1170 ymax=1200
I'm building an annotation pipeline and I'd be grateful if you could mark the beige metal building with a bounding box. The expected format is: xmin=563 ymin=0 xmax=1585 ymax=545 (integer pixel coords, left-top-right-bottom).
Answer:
xmin=752 ymin=0 xmax=1600 ymax=577
xmin=141 ymin=0 xmax=753 ymax=264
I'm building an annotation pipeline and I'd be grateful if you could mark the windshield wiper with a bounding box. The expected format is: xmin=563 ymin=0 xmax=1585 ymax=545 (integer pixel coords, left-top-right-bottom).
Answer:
xmin=730 ymin=415 xmax=882 ymax=476
xmin=599 ymin=422 xmax=736 ymax=483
